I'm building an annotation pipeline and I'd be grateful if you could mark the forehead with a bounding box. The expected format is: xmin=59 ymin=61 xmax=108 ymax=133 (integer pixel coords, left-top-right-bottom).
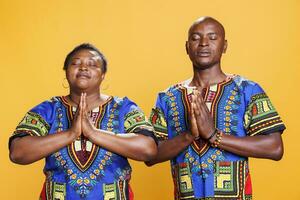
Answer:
xmin=72 ymin=49 xmax=100 ymax=59
xmin=189 ymin=20 xmax=224 ymax=36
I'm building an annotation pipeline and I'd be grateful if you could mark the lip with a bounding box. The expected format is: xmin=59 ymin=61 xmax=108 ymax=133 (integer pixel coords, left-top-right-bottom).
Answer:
xmin=196 ymin=49 xmax=211 ymax=57
xmin=76 ymin=73 xmax=91 ymax=79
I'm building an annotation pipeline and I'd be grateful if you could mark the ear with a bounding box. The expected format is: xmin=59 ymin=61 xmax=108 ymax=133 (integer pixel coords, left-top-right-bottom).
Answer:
xmin=101 ymin=73 xmax=105 ymax=81
xmin=185 ymin=41 xmax=189 ymax=55
xmin=223 ymin=40 xmax=228 ymax=53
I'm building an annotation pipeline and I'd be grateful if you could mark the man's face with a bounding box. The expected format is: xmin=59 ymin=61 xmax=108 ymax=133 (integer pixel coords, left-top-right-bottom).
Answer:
xmin=186 ymin=19 xmax=227 ymax=70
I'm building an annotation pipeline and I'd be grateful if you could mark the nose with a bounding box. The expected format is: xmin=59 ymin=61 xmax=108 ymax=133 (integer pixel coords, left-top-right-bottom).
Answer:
xmin=199 ymin=36 xmax=209 ymax=47
xmin=79 ymin=63 xmax=88 ymax=71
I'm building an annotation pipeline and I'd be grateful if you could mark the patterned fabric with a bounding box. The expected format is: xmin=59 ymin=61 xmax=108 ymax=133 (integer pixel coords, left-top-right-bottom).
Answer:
xmin=150 ymin=75 xmax=285 ymax=200
xmin=14 ymin=112 xmax=50 ymax=136
xmin=11 ymin=96 xmax=154 ymax=200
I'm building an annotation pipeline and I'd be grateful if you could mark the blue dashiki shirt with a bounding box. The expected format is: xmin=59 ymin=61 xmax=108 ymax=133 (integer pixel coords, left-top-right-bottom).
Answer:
xmin=150 ymin=75 xmax=285 ymax=200
xmin=10 ymin=96 xmax=155 ymax=200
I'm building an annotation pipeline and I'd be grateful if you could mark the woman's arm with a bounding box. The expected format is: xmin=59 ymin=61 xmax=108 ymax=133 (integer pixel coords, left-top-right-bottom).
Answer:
xmin=81 ymin=93 xmax=157 ymax=161
xmin=9 ymin=130 xmax=77 ymax=165
xmin=87 ymin=129 xmax=157 ymax=161
xmin=9 ymin=94 xmax=84 ymax=165
xmin=145 ymin=131 xmax=194 ymax=166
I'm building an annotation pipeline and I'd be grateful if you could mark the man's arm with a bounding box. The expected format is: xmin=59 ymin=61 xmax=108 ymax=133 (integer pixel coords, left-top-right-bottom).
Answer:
xmin=191 ymin=90 xmax=284 ymax=161
xmin=212 ymin=131 xmax=283 ymax=160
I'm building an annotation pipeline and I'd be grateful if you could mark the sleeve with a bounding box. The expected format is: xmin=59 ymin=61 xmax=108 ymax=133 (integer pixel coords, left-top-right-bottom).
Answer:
xmin=149 ymin=93 xmax=168 ymax=141
xmin=123 ymin=98 xmax=158 ymax=144
xmin=9 ymin=100 xmax=54 ymax=149
xmin=243 ymin=83 xmax=286 ymax=136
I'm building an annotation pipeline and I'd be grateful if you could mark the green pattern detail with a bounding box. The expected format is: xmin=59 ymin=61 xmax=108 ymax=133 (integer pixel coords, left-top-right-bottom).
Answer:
xmin=14 ymin=111 xmax=49 ymax=136
xmin=103 ymin=182 xmax=117 ymax=200
xmin=244 ymin=93 xmax=278 ymax=131
xmin=124 ymin=110 xmax=152 ymax=133
xmin=214 ymin=162 xmax=234 ymax=192
xmin=52 ymin=182 xmax=66 ymax=200
xmin=197 ymin=197 xmax=252 ymax=200
xmin=150 ymin=108 xmax=168 ymax=139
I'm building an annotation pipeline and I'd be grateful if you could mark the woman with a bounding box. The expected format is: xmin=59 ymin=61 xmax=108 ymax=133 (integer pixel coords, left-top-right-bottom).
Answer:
xmin=9 ymin=43 xmax=157 ymax=200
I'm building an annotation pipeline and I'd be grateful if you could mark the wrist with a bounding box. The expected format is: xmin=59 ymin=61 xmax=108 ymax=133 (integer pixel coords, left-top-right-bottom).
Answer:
xmin=66 ymin=130 xmax=78 ymax=142
xmin=206 ymin=129 xmax=217 ymax=141
xmin=210 ymin=129 xmax=224 ymax=148
xmin=84 ymin=128 xmax=97 ymax=140
xmin=184 ymin=131 xmax=196 ymax=143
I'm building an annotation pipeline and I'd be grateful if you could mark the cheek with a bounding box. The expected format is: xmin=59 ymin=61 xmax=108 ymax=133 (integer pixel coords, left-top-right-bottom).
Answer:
xmin=189 ymin=42 xmax=198 ymax=51
xmin=93 ymin=71 xmax=104 ymax=81
xmin=66 ymin=69 xmax=77 ymax=81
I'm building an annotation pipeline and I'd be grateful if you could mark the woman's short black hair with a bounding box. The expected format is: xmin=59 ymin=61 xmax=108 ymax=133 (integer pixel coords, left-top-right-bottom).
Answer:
xmin=63 ymin=43 xmax=107 ymax=73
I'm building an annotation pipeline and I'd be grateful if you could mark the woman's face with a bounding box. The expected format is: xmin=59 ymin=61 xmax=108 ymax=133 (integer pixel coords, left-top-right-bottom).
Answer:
xmin=66 ymin=49 xmax=105 ymax=93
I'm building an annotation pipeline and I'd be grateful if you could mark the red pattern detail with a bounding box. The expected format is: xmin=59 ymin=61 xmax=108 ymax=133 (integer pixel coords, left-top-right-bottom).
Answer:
xmin=75 ymin=136 xmax=92 ymax=166
xmin=39 ymin=182 xmax=46 ymax=200
xmin=245 ymin=173 xmax=252 ymax=195
xmin=252 ymin=104 xmax=258 ymax=116
xmin=151 ymin=113 xmax=158 ymax=124
xmin=220 ymin=161 xmax=231 ymax=166
xmin=206 ymin=90 xmax=216 ymax=102
xmin=129 ymin=184 xmax=134 ymax=200
xmin=179 ymin=162 xmax=188 ymax=168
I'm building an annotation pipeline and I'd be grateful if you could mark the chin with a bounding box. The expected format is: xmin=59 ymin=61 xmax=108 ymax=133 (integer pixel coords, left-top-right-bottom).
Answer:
xmin=193 ymin=63 xmax=214 ymax=70
xmin=73 ymin=85 xmax=89 ymax=92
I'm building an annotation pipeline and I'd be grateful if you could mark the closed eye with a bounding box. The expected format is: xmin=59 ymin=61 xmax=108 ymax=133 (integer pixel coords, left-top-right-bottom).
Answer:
xmin=190 ymin=34 xmax=201 ymax=41
xmin=208 ymin=33 xmax=217 ymax=40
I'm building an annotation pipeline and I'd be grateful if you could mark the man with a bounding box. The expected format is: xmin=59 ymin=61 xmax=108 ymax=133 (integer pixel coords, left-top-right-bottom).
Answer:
xmin=146 ymin=16 xmax=285 ymax=200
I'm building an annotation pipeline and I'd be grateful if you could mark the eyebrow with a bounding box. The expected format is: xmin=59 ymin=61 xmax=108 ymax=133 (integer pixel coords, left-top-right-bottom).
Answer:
xmin=191 ymin=32 xmax=218 ymax=35
xmin=71 ymin=57 xmax=98 ymax=60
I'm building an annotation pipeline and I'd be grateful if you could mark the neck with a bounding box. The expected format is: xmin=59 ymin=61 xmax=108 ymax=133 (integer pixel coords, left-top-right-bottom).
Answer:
xmin=190 ymin=64 xmax=226 ymax=88
xmin=68 ymin=90 xmax=102 ymax=108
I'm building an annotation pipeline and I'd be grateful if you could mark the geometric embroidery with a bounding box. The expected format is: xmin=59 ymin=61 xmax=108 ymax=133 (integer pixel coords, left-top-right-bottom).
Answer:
xmin=172 ymin=163 xmax=195 ymax=200
xmin=103 ymin=182 xmax=117 ymax=200
xmin=12 ymin=96 xmax=148 ymax=200
xmin=214 ymin=162 xmax=237 ymax=193
xmin=53 ymin=97 xmax=115 ymax=198
xmin=151 ymin=75 xmax=284 ymax=200
xmin=124 ymin=110 xmax=152 ymax=133
xmin=214 ymin=161 xmax=248 ymax=199
xmin=61 ymin=99 xmax=106 ymax=173
xmin=149 ymin=108 xmax=168 ymax=140
xmin=188 ymin=83 xmax=217 ymax=157
xmin=103 ymin=180 xmax=130 ymax=200
xmin=52 ymin=182 xmax=66 ymax=200
xmin=14 ymin=111 xmax=50 ymax=137
xmin=244 ymin=93 xmax=284 ymax=136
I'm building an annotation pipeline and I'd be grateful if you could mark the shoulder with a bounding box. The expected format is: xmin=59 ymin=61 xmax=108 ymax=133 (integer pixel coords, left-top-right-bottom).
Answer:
xmin=232 ymin=75 xmax=264 ymax=94
xmin=110 ymin=96 xmax=134 ymax=106
xmin=30 ymin=96 xmax=61 ymax=113
xmin=156 ymin=80 xmax=188 ymax=98
xmin=232 ymin=75 xmax=258 ymax=88
xmin=21 ymin=96 xmax=60 ymax=128
xmin=110 ymin=96 xmax=141 ymax=111
xmin=231 ymin=75 xmax=269 ymax=106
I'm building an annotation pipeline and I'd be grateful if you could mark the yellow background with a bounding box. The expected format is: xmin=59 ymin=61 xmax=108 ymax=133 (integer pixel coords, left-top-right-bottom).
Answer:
xmin=0 ymin=0 xmax=299 ymax=199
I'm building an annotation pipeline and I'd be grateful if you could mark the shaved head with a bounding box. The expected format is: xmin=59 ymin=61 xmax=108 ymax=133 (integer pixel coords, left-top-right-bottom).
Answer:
xmin=188 ymin=16 xmax=225 ymax=39
xmin=186 ymin=16 xmax=227 ymax=70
